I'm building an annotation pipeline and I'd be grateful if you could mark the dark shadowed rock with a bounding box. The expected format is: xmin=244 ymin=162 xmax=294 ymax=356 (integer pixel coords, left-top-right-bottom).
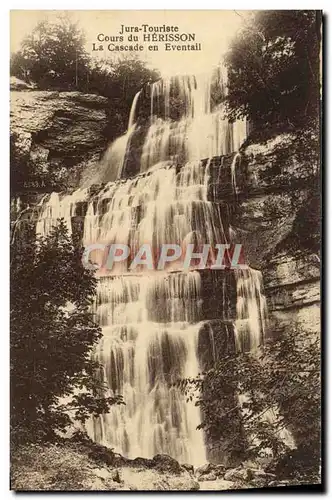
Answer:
xmin=226 ymin=129 xmax=320 ymax=344
xmin=10 ymin=90 xmax=110 ymax=191
xmin=196 ymin=462 xmax=227 ymax=480
xmin=110 ymin=469 xmax=122 ymax=483
xmin=130 ymin=457 xmax=155 ymax=468
xmin=87 ymin=449 xmax=115 ymax=466
xmin=152 ymin=454 xmax=181 ymax=474
xmin=224 ymin=467 xmax=253 ymax=482
xmin=195 ymin=462 xmax=213 ymax=476
xmin=181 ymin=463 xmax=194 ymax=474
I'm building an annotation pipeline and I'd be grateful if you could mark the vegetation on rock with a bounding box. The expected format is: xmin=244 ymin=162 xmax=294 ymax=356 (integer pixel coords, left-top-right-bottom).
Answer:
xmin=224 ymin=11 xmax=321 ymax=129
xmin=11 ymin=435 xmax=200 ymax=491
xmin=10 ymin=14 xmax=160 ymax=140
xmin=10 ymin=15 xmax=160 ymax=194
xmin=180 ymin=325 xmax=320 ymax=483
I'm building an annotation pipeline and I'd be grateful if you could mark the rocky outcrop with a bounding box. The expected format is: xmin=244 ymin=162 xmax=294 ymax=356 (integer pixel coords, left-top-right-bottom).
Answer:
xmin=194 ymin=461 xmax=303 ymax=490
xmin=263 ymin=249 xmax=320 ymax=336
xmin=10 ymin=76 xmax=36 ymax=91
xmin=14 ymin=439 xmax=295 ymax=491
xmin=10 ymin=89 xmax=110 ymax=191
xmin=11 ymin=442 xmax=199 ymax=491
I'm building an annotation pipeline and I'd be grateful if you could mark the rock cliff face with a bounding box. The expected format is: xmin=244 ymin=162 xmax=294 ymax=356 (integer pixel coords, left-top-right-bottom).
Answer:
xmin=10 ymin=88 xmax=110 ymax=191
xmin=231 ymin=131 xmax=320 ymax=338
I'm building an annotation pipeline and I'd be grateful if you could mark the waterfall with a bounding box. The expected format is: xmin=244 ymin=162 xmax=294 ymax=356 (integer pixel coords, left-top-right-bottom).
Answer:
xmin=34 ymin=69 xmax=266 ymax=465
xmin=88 ymin=69 xmax=247 ymax=185
xmin=234 ymin=268 xmax=295 ymax=450
xmin=141 ymin=74 xmax=246 ymax=173
xmin=91 ymin=90 xmax=142 ymax=184
xmin=88 ymin=273 xmax=205 ymax=465
xmin=235 ymin=268 xmax=268 ymax=352
xmin=36 ymin=189 xmax=88 ymax=238
xmin=82 ymin=160 xmax=228 ymax=275
xmin=231 ymin=152 xmax=241 ymax=194
xmin=128 ymin=90 xmax=141 ymax=130
xmin=80 ymin=155 xmax=224 ymax=462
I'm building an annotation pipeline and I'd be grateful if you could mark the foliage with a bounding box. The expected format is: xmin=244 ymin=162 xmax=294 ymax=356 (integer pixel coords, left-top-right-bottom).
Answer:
xmin=11 ymin=15 xmax=90 ymax=91
xmin=224 ymin=11 xmax=321 ymax=128
xmin=10 ymin=17 xmax=159 ymax=101
xmin=180 ymin=327 xmax=320 ymax=480
xmin=89 ymin=55 xmax=159 ymax=136
xmin=10 ymin=17 xmax=160 ymax=139
xmin=10 ymin=220 xmax=123 ymax=445
xmin=90 ymin=55 xmax=159 ymax=100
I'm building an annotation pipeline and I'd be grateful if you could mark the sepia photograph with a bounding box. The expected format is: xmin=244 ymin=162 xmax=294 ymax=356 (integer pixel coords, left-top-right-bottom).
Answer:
xmin=9 ymin=9 xmax=322 ymax=492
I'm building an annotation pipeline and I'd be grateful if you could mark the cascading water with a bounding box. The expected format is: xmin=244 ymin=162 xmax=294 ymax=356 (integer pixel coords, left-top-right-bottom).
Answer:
xmin=89 ymin=272 xmax=205 ymax=464
xmin=234 ymin=269 xmax=295 ymax=450
xmin=35 ymin=68 xmax=269 ymax=465
xmin=81 ymin=155 xmax=226 ymax=463
xmin=88 ymin=68 xmax=247 ymax=185
xmin=82 ymin=159 xmax=228 ymax=274
xmin=141 ymin=73 xmax=247 ymax=173
xmin=36 ymin=189 xmax=88 ymax=238
xmin=92 ymin=90 xmax=142 ymax=184
xmin=235 ymin=268 xmax=268 ymax=352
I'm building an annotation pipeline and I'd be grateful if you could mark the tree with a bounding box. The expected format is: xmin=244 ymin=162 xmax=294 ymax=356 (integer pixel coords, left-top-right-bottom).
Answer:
xmin=11 ymin=15 xmax=89 ymax=90
xmin=89 ymin=55 xmax=160 ymax=137
xmin=180 ymin=326 xmax=320 ymax=481
xmin=10 ymin=220 xmax=123 ymax=444
xmin=224 ymin=11 xmax=321 ymax=128
xmin=11 ymin=24 xmax=160 ymax=139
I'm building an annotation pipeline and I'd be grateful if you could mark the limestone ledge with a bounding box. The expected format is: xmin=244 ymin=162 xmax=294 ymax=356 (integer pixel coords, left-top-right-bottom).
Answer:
xmin=264 ymin=250 xmax=320 ymax=289
xmin=11 ymin=89 xmax=110 ymax=190
xmin=236 ymin=132 xmax=319 ymax=195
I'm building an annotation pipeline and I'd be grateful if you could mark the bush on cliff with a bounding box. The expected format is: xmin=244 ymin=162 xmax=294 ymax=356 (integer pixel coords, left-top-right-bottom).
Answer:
xmin=10 ymin=15 xmax=160 ymax=142
xmin=10 ymin=220 xmax=123 ymax=445
xmin=224 ymin=11 xmax=321 ymax=129
xmin=88 ymin=55 xmax=159 ymax=137
xmin=180 ymin=326 xmax=320 ymax=482
xmin=10 ymin=15 xmax=90 ymax=91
